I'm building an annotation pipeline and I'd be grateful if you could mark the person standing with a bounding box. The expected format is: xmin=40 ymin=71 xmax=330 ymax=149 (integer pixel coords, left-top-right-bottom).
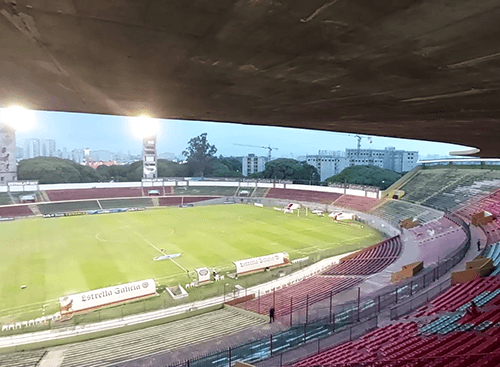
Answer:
xmin=269 ymin=307 xmax=275 ymax=323
xmin=477 ymin=239 xmax=481 ymax=251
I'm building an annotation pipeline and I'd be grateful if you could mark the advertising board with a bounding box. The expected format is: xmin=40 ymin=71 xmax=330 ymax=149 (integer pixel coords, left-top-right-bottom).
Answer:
xmin=234 ymin=252 xmax=288 ymax=274
xmin=59 ymin=279 xmax=156 ymax=314
xmin=196 ymin=267 xmax=210 ymax=283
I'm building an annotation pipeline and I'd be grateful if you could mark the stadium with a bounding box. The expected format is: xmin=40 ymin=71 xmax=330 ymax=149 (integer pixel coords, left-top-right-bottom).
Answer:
xmin=2 ymin=1 xmax=500 ymax=366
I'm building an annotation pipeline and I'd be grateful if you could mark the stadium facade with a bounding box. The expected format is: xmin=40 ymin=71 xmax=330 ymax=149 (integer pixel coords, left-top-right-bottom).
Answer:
xmin=0 ymin=123 xmax=16 ymax=184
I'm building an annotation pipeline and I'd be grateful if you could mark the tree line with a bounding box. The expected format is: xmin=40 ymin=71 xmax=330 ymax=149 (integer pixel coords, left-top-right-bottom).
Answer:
xmin=17 ymin=133 xmax=401 ymax=188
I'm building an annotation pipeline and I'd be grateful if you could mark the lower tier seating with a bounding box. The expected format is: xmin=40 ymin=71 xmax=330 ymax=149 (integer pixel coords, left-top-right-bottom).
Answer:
xmin=38 ymin=201 xmax=100 ymax=214
xmin=46 ymin=188 xmax=143 ymax=201
xmin=58 ymin=308 xmax=265 ymax=367
xmin=236 ymin=276 xmax=363 ymax=317
xmin=0 ymin=205 xmax=33 ymax=217
xmin=266 ymin=188 xmax=342 ymax=204
xmin=370 ymin=200 xmax=442 ymax=225
xmin=292 ymin=276 xmax=500 ymax=367
xmin=0 ymin=349 xmax=46 ymax=367
xmin=99 ymin=198 xmax=153 ymax=209
xmin=322 ymin=236 xmax=402 ymax=276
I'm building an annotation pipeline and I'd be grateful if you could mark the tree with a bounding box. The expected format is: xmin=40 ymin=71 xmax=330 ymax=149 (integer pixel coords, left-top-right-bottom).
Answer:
xmin=17 ymin=157 xmax=101 ymax=184
xmin=325 ymin=165 xmax=401 ymax=189
xmin=252 ymin=158 xmax=320 ymax=183
xmin=182 ymin=133 xmax=217 ymax=177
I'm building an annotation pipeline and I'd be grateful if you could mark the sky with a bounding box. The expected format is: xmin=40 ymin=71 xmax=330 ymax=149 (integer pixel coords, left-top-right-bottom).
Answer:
xmin=2 ymin=109 xmax=474 ymax=159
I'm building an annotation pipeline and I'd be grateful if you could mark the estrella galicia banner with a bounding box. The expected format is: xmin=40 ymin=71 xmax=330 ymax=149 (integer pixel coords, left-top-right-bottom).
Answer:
xmin=59 ymin=279 xmax=156 ymax=314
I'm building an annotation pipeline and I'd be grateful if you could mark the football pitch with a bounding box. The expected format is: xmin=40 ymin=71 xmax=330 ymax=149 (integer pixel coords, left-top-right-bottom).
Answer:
xmin=0 ymin=204 xmax=383 ymax=317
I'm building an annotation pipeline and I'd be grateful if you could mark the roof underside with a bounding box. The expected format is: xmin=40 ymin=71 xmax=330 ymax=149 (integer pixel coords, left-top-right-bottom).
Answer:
xmin=1 ymin=0 xmax=500 ymax=156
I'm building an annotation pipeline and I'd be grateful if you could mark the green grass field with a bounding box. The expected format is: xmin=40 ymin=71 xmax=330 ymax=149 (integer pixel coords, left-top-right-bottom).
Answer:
xmin=0 ymin=204 xmax=382 ymax=322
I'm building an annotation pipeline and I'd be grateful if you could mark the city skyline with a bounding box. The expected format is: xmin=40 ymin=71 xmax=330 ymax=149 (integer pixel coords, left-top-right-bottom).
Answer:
xmin=4 ymin=109 xmax=473 ymax=160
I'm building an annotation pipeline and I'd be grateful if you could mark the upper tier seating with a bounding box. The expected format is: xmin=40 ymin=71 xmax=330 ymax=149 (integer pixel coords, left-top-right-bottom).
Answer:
xmin=291 ymin=276 xmax=500 ymax=367
xmin=0 ymin=205 xmax=33 ymax=217
xmin=322 ymin=236 xmax=402 ymax=276
xmin=370 ymin=200 xmax=442 ymax=224
xmin=252 ymin=187 xmax=269 ymax=197
xmin=58 ymin=308 xmax=265 ymax=367
xmin=236 ymin=276 xmax=363 ymax=317
xmin=400 ymin=168 xmax=500 ymax=212
xmin=173 ymin=186 xmax=238 ymax=196
xmin=142 ymin=186 xmax=173 ymax=196
xmin=266 ymin=188 xmax=342 ymax=204
xmin=46 ymin=188 xmax=143 ymax=201
xmin=332 ymin=195 xmax=380 ymax=212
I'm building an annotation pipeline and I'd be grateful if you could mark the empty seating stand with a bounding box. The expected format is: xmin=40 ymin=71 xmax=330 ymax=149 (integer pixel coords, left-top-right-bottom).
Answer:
xmin=454 ymin=189 xmax=500 ymax=244
xmin=332 ymin=195 xmax=380 ymax=212
xmin=0 ymin=349 xmax=46 ymax=367
xmin=322 ymin=236 xmax=402 ymax=276
xmin=236 ymin=276 xmax=363 ymax=317
xmin=46 ymin=187 xmax=143 ymax=201
xmin=266 ymin=188 xmax=342 ymax=204
xmin=58 ymin=308 xmax=265 ymax=367
xmin=0 ymin=204 xmax=33 ymax=217
xmin=370 ymin=200 xmax=442 ymax=225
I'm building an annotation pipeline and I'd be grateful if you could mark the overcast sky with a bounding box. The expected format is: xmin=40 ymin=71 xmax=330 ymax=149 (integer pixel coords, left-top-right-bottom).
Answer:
xmin=4 ymin=110 xmax=473 ymax=159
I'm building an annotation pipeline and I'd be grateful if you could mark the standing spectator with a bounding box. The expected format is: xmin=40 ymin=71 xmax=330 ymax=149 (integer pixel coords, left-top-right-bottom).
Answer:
xmin=269 ymin=307 xmax=275 ymax=323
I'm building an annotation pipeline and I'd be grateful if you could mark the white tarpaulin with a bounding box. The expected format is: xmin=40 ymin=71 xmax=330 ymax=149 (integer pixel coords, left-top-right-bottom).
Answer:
xmin=329 ymin=212 xmax=355 ymax=220
xmin=196 ymin=267 xmax=210 ymax=283
xmin=59 ymin=279 xmax=156 ymax=314
xmin=234 ymin=252 xmax=288 ymax=274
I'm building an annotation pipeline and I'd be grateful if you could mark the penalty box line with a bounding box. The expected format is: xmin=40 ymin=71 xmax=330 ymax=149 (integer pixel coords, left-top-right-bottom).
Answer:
xmin=133 ymin=231 xmax=188 ymax=273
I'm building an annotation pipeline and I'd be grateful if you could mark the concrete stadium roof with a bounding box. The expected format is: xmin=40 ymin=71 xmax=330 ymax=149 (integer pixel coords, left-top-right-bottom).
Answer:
xmin=1 ymin=0 xmax=499 ymax=156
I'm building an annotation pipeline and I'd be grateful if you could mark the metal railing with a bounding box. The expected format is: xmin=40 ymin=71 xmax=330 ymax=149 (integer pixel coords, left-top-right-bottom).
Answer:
xmin=165 ymin=213 xmax=471 ymax=366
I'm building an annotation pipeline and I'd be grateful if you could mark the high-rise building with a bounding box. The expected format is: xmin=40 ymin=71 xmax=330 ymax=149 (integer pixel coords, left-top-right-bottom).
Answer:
xmin=23 ymin=138 xmax=40 ymax=159
xmin=40 ymin=139 xmax=56 ymax=157
xmin=0 ymin=123 xmax=17 ymax=183
xmin=72 ymin=149 xmax=84 ymax=163
xmin=62 ymin=147 xmax=69 ymax=160
xmin=306 ymin=151 xmax=348 ymax=181
xmin=90 ymin=150 xmax=113 ymax=161
xmin=242 ymin=154 xmax=267 ymax=176
xmin=345 ymin=147 xmax=418 ymax=173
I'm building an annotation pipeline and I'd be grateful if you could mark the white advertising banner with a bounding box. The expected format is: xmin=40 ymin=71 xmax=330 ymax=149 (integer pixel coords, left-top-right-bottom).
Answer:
xmin=59 ymin=279 xmax=156 ymax=314
xmin=234 ymin=252 xmax=288 ymax=274
xmin=196 ymin=267 xmax=210 ymax=283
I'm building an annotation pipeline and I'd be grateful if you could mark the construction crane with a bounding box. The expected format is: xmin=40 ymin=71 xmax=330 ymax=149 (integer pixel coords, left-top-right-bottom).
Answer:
xmin=234 ymin=143 xmax=278 ymax=161
xmin=348 ymin=134 xmax=372 ymax=158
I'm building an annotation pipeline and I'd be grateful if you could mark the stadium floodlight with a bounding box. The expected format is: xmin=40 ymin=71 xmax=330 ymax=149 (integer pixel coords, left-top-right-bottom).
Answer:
xmin=0 ymin=106 xmax=35 ymax=131
xmin=130 ymin=114 xmax=160 ymax=138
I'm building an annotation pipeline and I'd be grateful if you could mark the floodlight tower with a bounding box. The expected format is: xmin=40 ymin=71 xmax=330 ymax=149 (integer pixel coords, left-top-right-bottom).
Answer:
xmin=142 ymin=134 xmax=157 ymax=179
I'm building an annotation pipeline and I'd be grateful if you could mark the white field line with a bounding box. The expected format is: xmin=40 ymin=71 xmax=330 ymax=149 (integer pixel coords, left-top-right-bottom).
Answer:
xmin=133 ymin=231 xmax=164 ymax=254
xmin=133 ymin=231 xmax=188 ymax=273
